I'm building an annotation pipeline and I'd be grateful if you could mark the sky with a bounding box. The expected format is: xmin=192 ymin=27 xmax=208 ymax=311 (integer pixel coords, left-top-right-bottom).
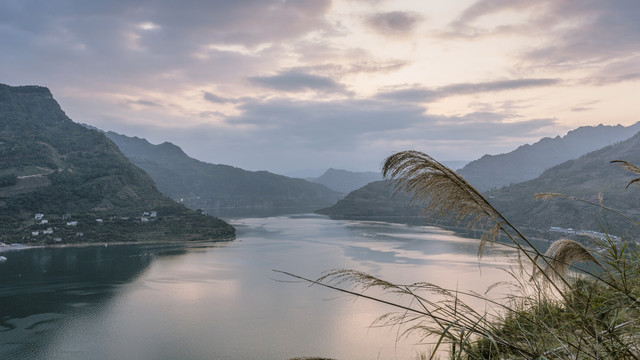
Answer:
xmin=1 ymin=0 xmax=639 ymax=176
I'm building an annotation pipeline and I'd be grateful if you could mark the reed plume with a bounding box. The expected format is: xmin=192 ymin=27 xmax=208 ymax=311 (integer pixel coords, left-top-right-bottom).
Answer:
xmin=611 ymin=160 xmax=640 ymax=189
xmin=382 ymin=150 xmax=511 ymax=251
xmin=284 ymin=153 xmax=640 ymax=359
xmin=538 ymin=239 xmax=601 ymax=279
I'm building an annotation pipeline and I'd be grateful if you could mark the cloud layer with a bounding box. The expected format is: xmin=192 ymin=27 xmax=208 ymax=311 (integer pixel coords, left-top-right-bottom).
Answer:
xmin=1 ymin=0 xmax=638 ymax=174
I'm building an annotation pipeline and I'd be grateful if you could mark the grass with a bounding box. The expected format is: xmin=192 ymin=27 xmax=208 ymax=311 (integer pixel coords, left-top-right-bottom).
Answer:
xmin=288 ymin=151 xmax=640 ymax=359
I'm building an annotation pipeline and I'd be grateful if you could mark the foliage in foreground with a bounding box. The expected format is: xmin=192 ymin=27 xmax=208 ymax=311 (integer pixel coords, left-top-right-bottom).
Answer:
xmin=295 ymin=151 xmax=640 ymax=359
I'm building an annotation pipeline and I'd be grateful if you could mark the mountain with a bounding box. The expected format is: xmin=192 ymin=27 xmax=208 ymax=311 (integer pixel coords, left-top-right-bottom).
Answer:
xmin=441 ymin=160 xmax=469 ymax=171
xmin=320 ymin=131 xmax=640 ymax=238
xmin=316 ymin=180 xmax=423 ymax=222
xmin=104 ymin=132 xmax=343 ymax=217
xmin=310 ymin=168 xmax=382 ymax=193
xmin=0 ymin=84 xmax=235 ymax=244
xmin=486 ymin=131 xmax=640 ymax=237
xmin=458 ymin=123 xmax=640 ymax=191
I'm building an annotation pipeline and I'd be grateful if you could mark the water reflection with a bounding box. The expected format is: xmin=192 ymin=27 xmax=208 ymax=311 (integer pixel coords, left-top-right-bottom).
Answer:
xmin=0 ymin=243 xmax=189 ymax=358
xmin=0 ymin=215 xmax=517 ymax=360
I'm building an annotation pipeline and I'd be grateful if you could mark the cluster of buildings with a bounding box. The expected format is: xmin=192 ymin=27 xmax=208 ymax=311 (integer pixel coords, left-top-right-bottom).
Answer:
xmin=549 ymin=226 xmax=619 ymax=241
xmin=27 ymin=210 xmax=158 ymax=242
xmin=30 ymin=213 xmax=82 ymax=242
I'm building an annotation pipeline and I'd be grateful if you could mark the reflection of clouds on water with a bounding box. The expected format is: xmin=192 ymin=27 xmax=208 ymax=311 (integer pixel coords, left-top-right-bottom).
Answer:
xmin=1 ymin=214 xmax=519 ymax=360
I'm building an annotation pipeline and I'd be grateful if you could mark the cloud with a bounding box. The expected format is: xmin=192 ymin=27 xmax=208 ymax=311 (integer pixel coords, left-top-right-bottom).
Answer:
xmin=0 ymin=0 xmax=332 ymax=47
xmin=452 ymin=0 xmax=538 ymax=28
xmin=375 ymin=87 xmax=439 ymax=103
xmin=365 ymin=11 xmax=423 ymax=36
xmin=582 ymin=55 xmax=640 ymax=85
xmin=249 ymin=70 xmax=346 ymax=93
xmin=121 ymin=99 xmax=163 ymax=108
xmin=203 ymin=92 xmax=238 ymax=104
xmin=376 ymin=78 xmax=560 ymax=103
xmin=0 ymin=0 xmax=333 ymax=90
xmin=449 ymin=0 xmax=640 ymax=80
xmin=166 ymin=97 xmax=556 ymax=171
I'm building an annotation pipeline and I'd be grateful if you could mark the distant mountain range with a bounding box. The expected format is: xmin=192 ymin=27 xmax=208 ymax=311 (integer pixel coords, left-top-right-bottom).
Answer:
xmin=0 ymin=83 xmax=235 ymax=244
xmin=319 ymin=124 xmax=640 ymax=237
xmin=104 ymin=132 xmax=343 ymax=217
xmin=458 ymin=123 xmax=640 ymax=191
xmin=486 ymin=131 xmax=640 ymax=237
xmin=309 ymin=168 xmax=382 ymax=194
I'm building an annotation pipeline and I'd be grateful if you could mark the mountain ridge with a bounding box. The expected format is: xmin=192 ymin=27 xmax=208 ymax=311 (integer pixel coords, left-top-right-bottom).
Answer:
xmin=458 ymin=123 xmax=640 ymax=191
xmin=104 ymin=131 xmax=343 ymax=217
xmin=486 ymin=131 xmax=640 ymax=237
xmin=310 ymin=168 xmax=382 ymax=194
xmin=319 ymin=126 xmax=640 ymax=238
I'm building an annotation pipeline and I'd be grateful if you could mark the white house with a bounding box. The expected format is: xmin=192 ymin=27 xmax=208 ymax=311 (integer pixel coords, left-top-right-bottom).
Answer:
xmin=34 ymin=213 xmax=44 ymax=220
xmin=66 ymin=221 xmax=78 ymax=226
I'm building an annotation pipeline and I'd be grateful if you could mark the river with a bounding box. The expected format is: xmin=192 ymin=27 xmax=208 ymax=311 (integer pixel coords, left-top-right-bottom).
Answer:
xmin=0 ymin=214 xmax=519 ymax=360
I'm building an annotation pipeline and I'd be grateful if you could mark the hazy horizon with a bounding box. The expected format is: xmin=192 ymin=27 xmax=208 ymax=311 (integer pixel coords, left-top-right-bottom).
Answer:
xmin=2 ymin=1 xmax=639 ymax=174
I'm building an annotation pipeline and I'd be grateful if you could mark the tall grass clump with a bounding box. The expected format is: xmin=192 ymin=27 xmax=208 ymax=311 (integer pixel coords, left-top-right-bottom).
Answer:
xmin=287 ymin=151 xmax=640 ymax=359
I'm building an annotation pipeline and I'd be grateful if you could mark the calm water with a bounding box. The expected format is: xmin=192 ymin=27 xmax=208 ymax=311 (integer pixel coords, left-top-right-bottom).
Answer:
xmin=0 ymin=214 xmax=518 ymax=360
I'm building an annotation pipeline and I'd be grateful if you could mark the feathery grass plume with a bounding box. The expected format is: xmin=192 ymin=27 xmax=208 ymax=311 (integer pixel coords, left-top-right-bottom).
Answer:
xmin=538 ymin=239 xmax=601 ymax=279
xmin=533 ymin=192 xmax=572 ymax=201
xmin=382 ymin=151 xmax=572 ymax=288
xmin=382 ymin=151 xmax=513 ymax=253
xmin=283 ymin=154 xmax=640 ymax=359
xmin=290 ymin=269 xmax=537 ymax=359
xmin=611 ymin=160 xmax=640 ymax=189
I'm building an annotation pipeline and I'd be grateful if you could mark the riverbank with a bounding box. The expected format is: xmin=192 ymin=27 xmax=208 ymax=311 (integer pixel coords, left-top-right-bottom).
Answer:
xmin=0 ymin=237 xmax=235 ymax=254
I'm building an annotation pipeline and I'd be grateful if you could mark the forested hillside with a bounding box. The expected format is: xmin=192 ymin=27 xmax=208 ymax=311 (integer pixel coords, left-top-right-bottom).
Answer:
xmin=105 ymin=131 xmax=343 ymax=217
xmin=0 ymin=84 xmax=235 ymax=244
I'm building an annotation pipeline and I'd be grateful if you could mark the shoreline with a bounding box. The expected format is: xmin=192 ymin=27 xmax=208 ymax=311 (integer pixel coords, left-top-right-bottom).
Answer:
xmin=0 ymin=236 xmax=235 ymax=254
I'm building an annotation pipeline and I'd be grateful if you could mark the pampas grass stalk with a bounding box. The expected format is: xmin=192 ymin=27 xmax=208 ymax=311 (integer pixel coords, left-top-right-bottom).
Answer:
xmin=282 ymin=152 xmax=640 ymax=359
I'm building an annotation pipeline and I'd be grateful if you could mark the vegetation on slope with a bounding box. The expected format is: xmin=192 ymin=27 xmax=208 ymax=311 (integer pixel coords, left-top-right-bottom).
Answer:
xmin=316 ymin=180 xmax=419 ymax=220
xmin=458 ymin=123 xmax=640 ymax=191
xmin=487 ymin=131 xmax=640 ymax=238
xmin=105 ymin=131 xmax=343 ymax=217
xmin=320 ymin=131 xmax=640 ymax=240
xmin=0 ymin=84 xmax=234 ymax=244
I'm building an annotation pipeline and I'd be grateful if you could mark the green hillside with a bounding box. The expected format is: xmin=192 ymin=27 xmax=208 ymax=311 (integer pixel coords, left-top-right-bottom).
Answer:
xmin=0 ymin=84 xmax=235 ymax=244
xmin=320 ymin=131 xmax=640 ymax=239
xmin=487 ymin=131 xmax=640 ymax=238
xmin=316 ymin=180 xmax=425 ymax=222
xmin=105 ymin=131 xmax=343 ymax=217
